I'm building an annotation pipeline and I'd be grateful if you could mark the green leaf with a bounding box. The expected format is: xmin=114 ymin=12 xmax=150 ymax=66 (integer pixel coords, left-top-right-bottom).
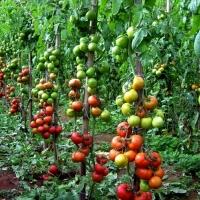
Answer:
xmin=112 ymin=0 xmax=123 ymax=15
xmin=132 ymin=28 xmax=149 ymax=50
xmin=75 ymin=182 xmax=85 ymax=193
xmin=144 ymin=0 xmax=156 ymax=9
xmin=190 ymin=111 xmax=199 ymax=128
xmin=188 ymin=14 xmax=200 ymax=36
xmin=171 ymin=188 xmax=187 ymax=193
xmin=188 ymin=0 xmax=200 ymax=14
xmin=194 ymin=30 xmax=200 ymax=58
xmin=192 ymin=141 xmax=199 ymax=153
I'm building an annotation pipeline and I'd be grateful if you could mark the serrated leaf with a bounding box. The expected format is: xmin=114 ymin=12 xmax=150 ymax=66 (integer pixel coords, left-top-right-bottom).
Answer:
xmin=190 ymin=111 xmax=199 ymax=128
xmin=132 ymin=28 xmax=149 ymax=50
xmin=112 ymin=0 xmax=123 ymax=15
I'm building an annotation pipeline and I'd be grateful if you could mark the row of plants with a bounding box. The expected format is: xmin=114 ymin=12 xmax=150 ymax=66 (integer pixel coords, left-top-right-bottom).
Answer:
xmin=0 ymin=0 xmax=199 ymax=199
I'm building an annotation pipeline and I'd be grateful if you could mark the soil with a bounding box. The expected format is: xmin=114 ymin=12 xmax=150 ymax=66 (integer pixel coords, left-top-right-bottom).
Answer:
xmin=0 ymin=133 xmax=199 ymax=200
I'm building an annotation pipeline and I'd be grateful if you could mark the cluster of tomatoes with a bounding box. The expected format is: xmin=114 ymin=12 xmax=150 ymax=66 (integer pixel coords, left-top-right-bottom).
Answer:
xmin=152 ymin=63 xmax=167 ymax=77
xmin=30 ymin=104 xmax=62 ymax=139
xmin=65 ymin=78 xmax=84 ymax=118
xmin=5 ymin=84 xmax=16 ymax=100
xmin=16 ymin=66 xmax=30 ymax=83
xmin=110 ymin=122 xmax=164 ymax=200
xmin=31 ymin=78 xmax=59 ymax=108
xmin=70 ymin=131 xmax=92 ymax=162
xmin=36 ymin=47 xmax=60 ymax=80
xmin=116 ymin=76 xmax=165 ymax=129
xmin=9 ymin=97 xmax=21 ymax=115
xmin=91 ymin=154 xmax=109 ymax=183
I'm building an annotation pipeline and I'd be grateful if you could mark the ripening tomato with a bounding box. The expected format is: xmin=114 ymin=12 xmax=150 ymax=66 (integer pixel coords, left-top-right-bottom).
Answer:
xmin=127 ymin=135 xmax=143 ymax=151
xmin=148 ymin=176 xmax=162 ymax=189
xmin=116 ymin=183 xmax=133 ymax=200
xmin=91 ymin=107 xmax=102 ymax=116
xmin=143 ymin=95 xmax=158 ymax=110
xmin=43 ymin=115 xmax=52 ymax=124
xmin=71 ymin=152 xmax=86 ymax=162
xmin=132 ymin=76 xmax=145 ymax=90
xmin=135 ymin=152 xmax=150 ymax=168
xmin=123 ymin=89 xmax=138 ymax=103
xmin=109 ymin=149 xmax=121 ymax=161
xmin=88 ymin=95 xmax=99 ymax=107
xmin=30 ymin=121 xmax=37 ymax=128
xmin=68 ymin=78 xmax=82 ymax=89
xmin=154 ymin=166 xmax=164 ymax=178
xmin=150 ymin=152 xmax=162 ymax=168
xmin=135 ymin=106 xmax=147 ymax=118
xmin=117 ymin=122 xmax=132 ymax=137
xmin=114 ymin=154 xmax=128 ymax=168
xmin=136 ymin=167 xmax=153 ymax=180
xmin=111 ymin=136 xmax=125 ymax=150
xmin=36 ymin=118 xmax=44 ymax=126
xmin=68 ymin=90 xmax=81 ymax=100
xmin=124 ymin=150 xmax=137 ymax=162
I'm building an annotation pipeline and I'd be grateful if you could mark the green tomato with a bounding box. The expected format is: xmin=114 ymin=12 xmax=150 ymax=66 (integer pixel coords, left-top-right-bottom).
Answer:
xmin=66 ymin=108 xmax=75 ymax=118
xmin=88 ymin=42 xmax=97 ymax=51
xmin=112 ymin=46 xmax=122 ymax=55
xmin=116 ymin=35 xmax=128 ymax=48
xmin=140 ymin=180 xmax=151 ymax=192
xmin=85 ymin=10 xmax=96 ymax=20
xmin=87 ymin=78 xmax=97 ymax=88
xmin=198 ymin=95 xmax=200 ymax=105
xmin=152 ymin=116 xmax=164 ymax=128
xmin=140 ymin=117 xmax=152 ymax=129
xmin=154 ymin=109 xmax=164 ymax=119
xmin=127 ymin=115 xmax=141 ymax=126
xmin=79 ymin=42 xmax=88 ymax=52
xmin=116 ymin=95 xmax=124 ymax=107
xmin=126 ymin=26 xmax=135 ymax=39
xmin=114 ymin=154 xmax=128 ymax=168
xmin=90 ymin=34 xmax=100 ymax=43
xmin=121 ymin=103 xmax=132 ymax=116
xmin=77 ymin=70 xmax=86 ymax=79
xmin=86 ymin=67 xmax=96 ymax=77
xmin=100 ymin=110 xmax=112 ymax=122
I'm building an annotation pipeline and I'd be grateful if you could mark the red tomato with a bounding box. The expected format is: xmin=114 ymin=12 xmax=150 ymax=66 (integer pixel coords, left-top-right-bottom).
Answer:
xmin=43 ymin=115 xmax=52 ymax=124
xmin=117 ymin=122 xmax=132 ymax=137
xmin=48 ymin=165 xmax=58 ymax=175
xmin=83 ymin=133 xmax=93 ymax=146
xmin=143 ymin=95 xmax=158 ymax=110
xmin=36 ymin=118 xmax=44 ymax=126
xmin=88 ymin=95 xmax=99 ymax=107
xmin=92 ymin=171 xmax=103 ymax=183
xmin=148 ymin=176 xmax=162 ymax=189
xmin=45 ymin=106 xmax=53 ymax=115
xmin=71 ymin=132 xmax=83 ymax=144
xmin=94 ymin=163 xmax=106 ymax=174
xmin=133 ymin=190 xmax=148 ymax=200
xmin=136 ymin=167 xmax=153 ymax=180
xmin=71 ymin=152 xmax=86 ymax=162
xmin=135 ymin=152 xmax=150 ymax=168
xmin=30 ymin=121 xmax=37 ymax=128
xmin=91 ymin=107 xmax=102 ymax=116
xmin=116 ymin=183 xmax=133 ymax=200
xmin=55 ymin=125 xmax=62 ymax=134
xmin=72 ymin=101 xmax=83 ymax=112
xmin=150 ymin=152 xmax=162 ymax=168
xmin=48 ymin=126 xmax=56 ymax=134
xmin=42 ymin=132 xmax=50 ymax=139
xmin=127 ymin=135 xmax=143 ymax=151
xmin=102 ymin=167 xmax=109 ymax=176
xmin=96 ymin=154 xmax=108 ymax=165
xmin=78 ymin=146 xmax=90 ymax=156
xmin=146 ymin=191 xmax=152 ymax=200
